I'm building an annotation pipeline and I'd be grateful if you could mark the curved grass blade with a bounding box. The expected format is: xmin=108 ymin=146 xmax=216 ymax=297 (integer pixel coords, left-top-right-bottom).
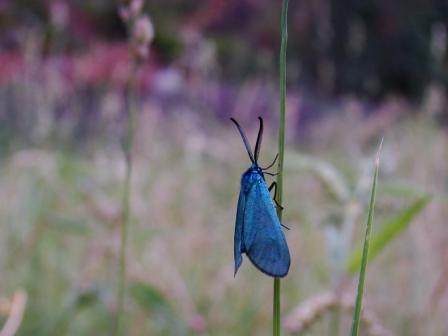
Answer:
xmin=347 ymin=194 xmax=432 ymax=274
xmin=350 ymin=140 xmax=382 ymax=336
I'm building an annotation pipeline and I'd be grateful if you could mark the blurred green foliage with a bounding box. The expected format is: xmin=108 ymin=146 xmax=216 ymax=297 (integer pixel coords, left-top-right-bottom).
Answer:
xmin=0 ymin=111 xmax=445 ymax=335
xmin=347 ymin=194 xmax=432 ymax=274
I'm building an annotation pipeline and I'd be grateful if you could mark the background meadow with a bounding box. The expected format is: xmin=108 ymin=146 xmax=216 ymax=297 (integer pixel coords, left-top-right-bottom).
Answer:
xmin=1 ymin=1 xmax=448 ymax=335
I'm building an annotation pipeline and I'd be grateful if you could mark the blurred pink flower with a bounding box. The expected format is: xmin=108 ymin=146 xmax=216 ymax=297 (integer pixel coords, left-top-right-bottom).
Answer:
xmin=132 ymin=15 xmax=154 ymax=62
xmin=50 ymin=1 xmax=69 ymax=29
xmin=129 ymin=0 xmax=144 ymax=19
xmin=119 ymin=0 xmax=144 ymax=23
xmin=133 ymin=15 xmax=154 ymax=45
xmin=188 ymin=314 xmax=207 ymax=333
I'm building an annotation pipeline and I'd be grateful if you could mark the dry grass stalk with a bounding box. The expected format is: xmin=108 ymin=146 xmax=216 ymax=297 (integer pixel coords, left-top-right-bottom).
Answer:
xmin=0 ymin=290 xmax=28 ymax=336
xmin=427 ymin=242 xmax=448 ymax=314
xmin=118 ymin=0 xmax=154 ymax=63
xmin=284 ymin=290 xmax=393 ymax=336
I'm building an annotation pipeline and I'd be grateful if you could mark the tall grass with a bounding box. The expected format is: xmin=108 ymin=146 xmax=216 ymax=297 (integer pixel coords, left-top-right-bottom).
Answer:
xmin=273 ymin=0 xmax=289 ymax=335
xmin=113 ymin=39 xmax=137 ymax=336
xmin=113 ymin=4 xmax=153 ymax=335
xmin=114 ymin=61 xmax=137 ymax=336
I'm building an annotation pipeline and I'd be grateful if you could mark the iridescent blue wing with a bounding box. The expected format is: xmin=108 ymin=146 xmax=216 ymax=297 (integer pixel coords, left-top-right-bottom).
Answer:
xmin=243 ymin=176 xmax=290 ymax=277
xmin=234 ymin=189 xmax=245 ymax=276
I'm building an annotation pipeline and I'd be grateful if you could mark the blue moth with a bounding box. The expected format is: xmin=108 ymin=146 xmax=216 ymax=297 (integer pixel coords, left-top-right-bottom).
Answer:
xmin=231 ymin=117 xmax=290 ymax=278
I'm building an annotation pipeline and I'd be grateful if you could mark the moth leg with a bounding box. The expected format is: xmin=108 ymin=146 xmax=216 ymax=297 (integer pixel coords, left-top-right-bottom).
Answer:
xmin=263 ymin=154 xmax=281 ymax=176
xmin=268 ymin=182 xmax=290 ymax=230
xmin=261 ymin=153 xmax=279 ymax=170
xmin=281 ymin=223 xmax=291 ymax=230
xmin=268 ymin=182 xmax=284 ymax=210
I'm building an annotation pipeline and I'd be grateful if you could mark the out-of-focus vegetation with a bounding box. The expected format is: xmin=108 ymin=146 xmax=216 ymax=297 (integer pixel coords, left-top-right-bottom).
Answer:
xmin=1 ymin=1 xmax=448 ymax=336
xmin=2 ymin=1 xmax=448 ymax=99
xmin=1 ymin=106 xmax=447 ymax=335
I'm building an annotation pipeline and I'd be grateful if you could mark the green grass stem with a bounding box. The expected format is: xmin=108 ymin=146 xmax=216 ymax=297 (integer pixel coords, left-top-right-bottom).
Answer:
xmin=350 ymin=139 xmax=382 ymax=336
xmin=274 ymin=1 xmax=289 ymax=335
xmin=113 ymin=35 xmax=138 ymax=336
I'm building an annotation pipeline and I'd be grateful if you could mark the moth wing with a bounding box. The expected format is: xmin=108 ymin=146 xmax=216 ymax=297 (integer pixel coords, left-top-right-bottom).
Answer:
xmin=243 ymin=179 xmax=290 ymax=277
xmin=234 ymin=189 xmax=246 ymax=275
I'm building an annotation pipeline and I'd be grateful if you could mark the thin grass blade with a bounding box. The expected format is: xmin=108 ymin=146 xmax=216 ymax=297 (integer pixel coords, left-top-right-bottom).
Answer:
xmin=350 ymin=140 xmax=382 ymax=336
xmin=274 ymin=0 xmax=289 ymax=335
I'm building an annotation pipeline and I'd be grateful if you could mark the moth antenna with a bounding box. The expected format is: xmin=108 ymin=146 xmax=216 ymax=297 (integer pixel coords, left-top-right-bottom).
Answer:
xmin=254 ymin=117 xmax=264 ymax=164
xmin=230 ymin=118 xmax=255 ymax=164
